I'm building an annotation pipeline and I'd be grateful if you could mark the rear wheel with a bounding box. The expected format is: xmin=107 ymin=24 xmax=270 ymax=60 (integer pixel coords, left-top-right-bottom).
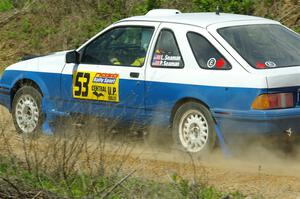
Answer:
xmin=12 ymin=86 xmax=43 ymax=135
xmin=172 ymin=102 xmax=216 ymax=156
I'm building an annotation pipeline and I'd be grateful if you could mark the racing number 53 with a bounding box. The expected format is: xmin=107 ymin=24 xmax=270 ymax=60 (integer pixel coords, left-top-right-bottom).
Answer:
xmin=74 ymin=72 xmax=90 ymax=97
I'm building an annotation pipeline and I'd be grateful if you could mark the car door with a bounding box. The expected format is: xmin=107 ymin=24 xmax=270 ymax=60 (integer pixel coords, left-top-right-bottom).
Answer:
xmin=61 ymin=22 xmax=159 ymax=121
xmin=144 ymin=23 xmax=188 ymax=125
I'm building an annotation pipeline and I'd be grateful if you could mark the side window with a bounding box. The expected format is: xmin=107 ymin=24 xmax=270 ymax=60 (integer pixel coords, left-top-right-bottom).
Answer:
xmin=187 ymin=32 xmax=231 ymax=70
xmin=81 ymin=26 xmax=154 ymax=67
xmin=151 ymin=29 xmax=184 ymax=68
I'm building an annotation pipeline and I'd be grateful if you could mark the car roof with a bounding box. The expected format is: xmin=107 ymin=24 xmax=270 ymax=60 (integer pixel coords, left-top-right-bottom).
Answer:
xmin=121 ymin=10 xmax=277 ymax=28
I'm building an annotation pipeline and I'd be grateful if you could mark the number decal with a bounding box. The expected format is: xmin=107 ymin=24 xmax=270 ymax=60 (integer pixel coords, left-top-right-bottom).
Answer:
xmin=73 ymin=72 xmax=90 ymax=97
xmin=73 ymin=71 xmax=119 ymax=102
xmin=74 ymin=72 xmax=83 ymax=96
xmin=82 ymin=73 xmax=90 ymax=97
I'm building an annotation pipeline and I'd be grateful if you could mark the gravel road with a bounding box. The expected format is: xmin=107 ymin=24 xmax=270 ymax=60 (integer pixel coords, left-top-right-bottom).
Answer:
xmin=1 ymin=106 xmax=300 ymax=198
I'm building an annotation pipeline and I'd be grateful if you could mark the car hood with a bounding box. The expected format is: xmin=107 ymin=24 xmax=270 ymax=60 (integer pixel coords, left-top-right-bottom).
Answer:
xmin=6 ymin=50 xmax=70 ymax=73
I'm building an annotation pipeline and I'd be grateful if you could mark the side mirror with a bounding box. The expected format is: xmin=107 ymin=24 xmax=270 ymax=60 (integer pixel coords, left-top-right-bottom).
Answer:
xmin=66 ymin=51 xmax=80 ymax=64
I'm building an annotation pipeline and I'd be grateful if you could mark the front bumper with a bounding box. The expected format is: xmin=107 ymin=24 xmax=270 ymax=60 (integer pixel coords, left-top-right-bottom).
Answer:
xmin=213 ymin=108 xmax=300 ymax=135
xmin=0 ymin=85 xmax=11 ymax=111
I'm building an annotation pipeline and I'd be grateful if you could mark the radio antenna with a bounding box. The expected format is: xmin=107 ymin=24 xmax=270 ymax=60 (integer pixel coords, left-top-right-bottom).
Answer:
xmin=216 ymin=5 xmax=220 ymax=15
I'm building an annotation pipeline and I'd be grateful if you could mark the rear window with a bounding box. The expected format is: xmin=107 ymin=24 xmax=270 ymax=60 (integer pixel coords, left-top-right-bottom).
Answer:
xmin=218 ymin=24 xmax=300 ymax=69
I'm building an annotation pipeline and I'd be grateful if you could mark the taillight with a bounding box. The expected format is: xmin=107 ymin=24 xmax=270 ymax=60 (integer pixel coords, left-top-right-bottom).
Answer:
xmin=251 ymin=93 xmax=294 ymax=110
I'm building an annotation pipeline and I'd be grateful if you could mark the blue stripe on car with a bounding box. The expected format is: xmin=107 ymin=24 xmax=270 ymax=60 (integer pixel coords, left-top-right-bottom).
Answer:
xmin=1 ymin=70 xmax=300 ymax=136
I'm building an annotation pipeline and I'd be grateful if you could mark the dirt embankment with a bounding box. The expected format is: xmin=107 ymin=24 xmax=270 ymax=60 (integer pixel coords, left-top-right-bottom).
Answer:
xmin=1 ymin=107 xmax=300 ymax=198
xmin=0 ymin=0 xmax=300 ymax=72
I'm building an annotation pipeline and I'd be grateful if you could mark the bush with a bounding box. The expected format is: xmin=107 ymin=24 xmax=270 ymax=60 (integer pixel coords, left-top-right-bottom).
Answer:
xmin=192 ymin=0 xmax=255 ymax=14
xmin=146 ymin=0 xmax=161 ymax=11
xmin=0 ymin=0 xmax=13 ymax=12
xmin=295 ymin=26 xmax=300 ymax=34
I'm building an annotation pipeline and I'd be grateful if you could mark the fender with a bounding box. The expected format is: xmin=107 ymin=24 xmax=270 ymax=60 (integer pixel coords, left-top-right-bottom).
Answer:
xmin=10 ymin=71 xmax=51 ymax=98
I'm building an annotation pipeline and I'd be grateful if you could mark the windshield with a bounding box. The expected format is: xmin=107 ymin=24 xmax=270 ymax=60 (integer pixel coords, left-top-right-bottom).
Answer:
xmin=218 ymin=24 xmax=300 ymax=69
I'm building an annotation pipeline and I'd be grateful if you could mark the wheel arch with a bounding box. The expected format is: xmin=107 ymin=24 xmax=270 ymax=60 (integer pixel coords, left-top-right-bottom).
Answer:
xmin=170 ymin=97 xmax=212 ymax=125
xmin=11 ymin=78 xmax=43 ymax=107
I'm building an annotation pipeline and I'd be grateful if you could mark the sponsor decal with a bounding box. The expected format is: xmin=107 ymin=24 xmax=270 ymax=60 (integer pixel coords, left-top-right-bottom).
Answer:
xmin=93 ymin=73 xmax=117 ymax=84
xmin=153 ymin=54 xmax=162 ymax=60
xmin=162 ymin=61 xmax=180 ymax=67
xmin=216 ymin=58 xmax=225 ymax=69
xmin=73 ymin=71 xmax=119 ymax=102
xmin=152 ymin=59 xmax=162 ymax=66
xmin=256 ymin=62 xmax=266 ymax=69
xmin=265 ymin=61 xmax=277 ymax=68
xmin=152 ymin=54 xmax=181 ymax=67
xmin=162 ymin=55 xmax=181 ymax=61
xmin=207 ymin=58 xmax=216 ymax=68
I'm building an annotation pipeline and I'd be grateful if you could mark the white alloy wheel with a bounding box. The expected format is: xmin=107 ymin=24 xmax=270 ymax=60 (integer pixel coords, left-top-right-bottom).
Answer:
xmin=15 ymin=94 xmax=40 ymax=134
xmin=178 ymin=109 xmax=209 ymax=153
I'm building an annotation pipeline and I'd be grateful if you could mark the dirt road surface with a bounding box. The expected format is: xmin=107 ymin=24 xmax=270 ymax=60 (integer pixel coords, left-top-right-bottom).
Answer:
xmin=1 ymin=106 xmax=300 ymax=198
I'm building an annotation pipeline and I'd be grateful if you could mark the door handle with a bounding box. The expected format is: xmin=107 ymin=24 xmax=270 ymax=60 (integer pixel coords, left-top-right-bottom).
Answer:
xmin=130 ymin=72 xmax=139 ymax=78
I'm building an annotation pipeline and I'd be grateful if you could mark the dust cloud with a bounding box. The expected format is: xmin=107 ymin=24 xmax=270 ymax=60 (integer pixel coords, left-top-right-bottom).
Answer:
xmin=1 ymin=106 xmax=300 ymax=198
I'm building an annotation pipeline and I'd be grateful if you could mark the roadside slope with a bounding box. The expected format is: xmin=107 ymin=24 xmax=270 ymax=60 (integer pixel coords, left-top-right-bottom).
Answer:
xmin=0 ymin=0 xmax=299 ymax=71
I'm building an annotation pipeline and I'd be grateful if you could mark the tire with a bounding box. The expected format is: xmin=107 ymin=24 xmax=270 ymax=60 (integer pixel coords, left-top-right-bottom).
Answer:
xmin=172 ymin=102 xmax=216 ymax=156
xmin=12 ymin=86 xmax=43 ymax=135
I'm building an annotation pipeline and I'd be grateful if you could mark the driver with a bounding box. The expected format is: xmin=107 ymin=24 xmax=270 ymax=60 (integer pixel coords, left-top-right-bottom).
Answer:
xmin=109 ymin=28 xmax=153 ymax=67
xmin=110 ymin=57 xmax=121 ymax=65
xmin=131 ymin=57 xmax=145 ymax=66
xmin=109 ymin=49 xmax=145 ymax=67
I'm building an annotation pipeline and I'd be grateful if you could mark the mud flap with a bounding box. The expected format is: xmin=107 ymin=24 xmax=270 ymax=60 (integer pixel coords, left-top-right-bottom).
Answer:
xmin=215 ymin=124 xmax=231 ymax=157
xmin=41 ymin=98 xmax=69 ymax=135
xmin=42 ymin=120 xmax=53 ymax=135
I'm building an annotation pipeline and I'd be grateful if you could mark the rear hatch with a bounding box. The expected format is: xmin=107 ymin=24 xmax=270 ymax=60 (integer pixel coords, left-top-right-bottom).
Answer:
xmin=265 ymin=66 xmax=300 ymax=108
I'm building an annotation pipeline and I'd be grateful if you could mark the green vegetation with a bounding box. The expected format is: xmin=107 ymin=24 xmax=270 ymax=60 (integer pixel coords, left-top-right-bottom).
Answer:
xmin=192 ymin=0 xmax=254 ymax=14
xmin=0 ymin=0 xmax=299 ymax=71
xmin=146 ymin=0 xmax=162 ymax=11
xmin=0 ymin=0 xmax=13 ymax=12
xmin=0 ymin=157 xmax=244 ymax=198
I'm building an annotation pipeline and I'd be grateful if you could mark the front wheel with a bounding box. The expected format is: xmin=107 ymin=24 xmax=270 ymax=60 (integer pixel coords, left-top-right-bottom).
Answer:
xmin=12 ymin=86 xmax=43 ymax=135
xmin=172 ymin=102 xmax=216 ymax=156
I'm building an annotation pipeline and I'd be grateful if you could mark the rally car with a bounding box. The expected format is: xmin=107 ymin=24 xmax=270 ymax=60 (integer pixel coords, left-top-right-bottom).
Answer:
xmin=1 ymin=9 xmax=300 ymax=154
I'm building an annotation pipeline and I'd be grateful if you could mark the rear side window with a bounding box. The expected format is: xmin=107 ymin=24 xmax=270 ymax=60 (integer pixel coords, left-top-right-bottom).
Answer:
xmin=151 ymin=29 xmax=184 ymax=68
xmin=187 ymin=32 xmax=231 ymax=70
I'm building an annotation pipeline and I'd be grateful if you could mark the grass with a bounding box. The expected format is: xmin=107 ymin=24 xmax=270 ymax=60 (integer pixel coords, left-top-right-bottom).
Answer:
xmin=0 ymin=117 xmax=245 ymax=199
xmin=0 ymin=156 xmax=245 ymax=198
xmin=0 ymin=0 xmax=13 ymax=12
xmin=295 ymin=26 xmax=300 ymax=34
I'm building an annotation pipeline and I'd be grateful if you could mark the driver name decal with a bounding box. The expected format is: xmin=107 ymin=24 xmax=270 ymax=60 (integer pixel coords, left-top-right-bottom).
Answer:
xmin=73 ymin=72 xmax=119 ymax=102
xmin=152 ymin=54 xmax=182 ymax=67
